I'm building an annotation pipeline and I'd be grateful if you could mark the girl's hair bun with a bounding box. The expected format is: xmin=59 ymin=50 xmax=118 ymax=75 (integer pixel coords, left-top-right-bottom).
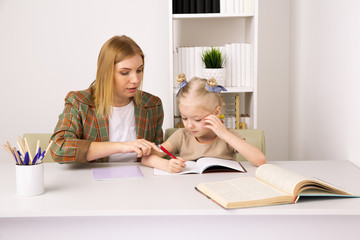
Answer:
xmin=207 ymin=77 xmax=217 ymax=88
xmin=176 ymin=73 xmax=186 ymax=85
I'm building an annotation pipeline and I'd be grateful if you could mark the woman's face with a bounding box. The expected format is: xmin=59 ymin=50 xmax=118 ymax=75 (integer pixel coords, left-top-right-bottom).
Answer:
xmin=113 ymin=54 xmax=143 ymax=107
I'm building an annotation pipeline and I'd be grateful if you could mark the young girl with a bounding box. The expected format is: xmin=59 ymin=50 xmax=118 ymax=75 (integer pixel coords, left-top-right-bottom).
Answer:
xmin=141 ymin=75 xmax=266 ymax=173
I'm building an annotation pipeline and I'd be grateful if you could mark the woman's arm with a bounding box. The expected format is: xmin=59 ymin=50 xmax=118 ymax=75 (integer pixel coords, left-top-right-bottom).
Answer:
xmin=86 ymin=139 xmax=160 ymax=162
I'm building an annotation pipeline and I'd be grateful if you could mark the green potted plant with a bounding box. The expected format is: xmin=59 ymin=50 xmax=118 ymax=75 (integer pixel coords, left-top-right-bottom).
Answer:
xmin=201 ymin=46 xmax=226 ymax=85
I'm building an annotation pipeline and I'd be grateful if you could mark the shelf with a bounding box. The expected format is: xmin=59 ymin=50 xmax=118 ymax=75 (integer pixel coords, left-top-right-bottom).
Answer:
xmin=173 ymin=13 xmax=254 ymax=20
xmin=173 ymin=87 xmax=254 ymax=95
xmin=170 ymin=0 xmax=258 ymax=128
xmin=221 ymin=87 xmax=254 ymax=93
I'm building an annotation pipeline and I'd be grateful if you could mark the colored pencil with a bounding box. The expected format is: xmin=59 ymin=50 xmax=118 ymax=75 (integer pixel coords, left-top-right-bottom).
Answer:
xmin=158 ymin=145 xmax=177 ymax=159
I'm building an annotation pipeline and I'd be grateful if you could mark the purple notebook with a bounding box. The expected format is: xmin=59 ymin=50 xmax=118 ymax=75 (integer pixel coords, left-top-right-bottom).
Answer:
xmin=92 ymin=166 xmax=143 ymax=180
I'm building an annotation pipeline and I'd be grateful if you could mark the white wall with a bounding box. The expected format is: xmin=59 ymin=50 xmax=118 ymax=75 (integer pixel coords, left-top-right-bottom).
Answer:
xmin=290 ymin=0 xmax=360 ymax=166
xmin=2 ymin=0 xmax=359 ymax=166
xmin=0 ymin=0 xmax=171 ymax=161
xmin=258 ymin=0 xmax=360 ymax=165
xmin=257 ymin=0 xmax=290 ymax=161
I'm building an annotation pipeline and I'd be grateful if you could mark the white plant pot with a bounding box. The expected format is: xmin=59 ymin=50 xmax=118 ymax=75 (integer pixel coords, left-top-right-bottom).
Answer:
xmin=202 ymin=68 xmax=226 ymax=86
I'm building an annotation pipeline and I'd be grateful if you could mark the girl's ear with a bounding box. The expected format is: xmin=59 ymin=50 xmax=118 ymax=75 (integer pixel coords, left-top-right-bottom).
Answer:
xmin=214 ymin=106 xmax=221 ymax=116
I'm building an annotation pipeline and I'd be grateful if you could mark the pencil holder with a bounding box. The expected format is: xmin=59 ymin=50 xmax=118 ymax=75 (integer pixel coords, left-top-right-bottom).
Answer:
xmin=15 ymin=163 xmax=44 ymax=196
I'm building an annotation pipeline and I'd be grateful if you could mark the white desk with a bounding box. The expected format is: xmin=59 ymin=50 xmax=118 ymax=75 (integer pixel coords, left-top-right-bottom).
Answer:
xmin=1 ymin=160 xmax=360 ymax=240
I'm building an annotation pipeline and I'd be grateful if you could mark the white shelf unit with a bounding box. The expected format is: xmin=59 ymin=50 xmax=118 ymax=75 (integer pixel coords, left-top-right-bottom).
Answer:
xmin=169 ymin=0 xmax=258 ymax=129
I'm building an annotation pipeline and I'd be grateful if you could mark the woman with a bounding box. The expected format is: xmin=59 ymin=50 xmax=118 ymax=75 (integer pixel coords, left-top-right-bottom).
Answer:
xmin=51 ymin=35 xmax=163 ymax=163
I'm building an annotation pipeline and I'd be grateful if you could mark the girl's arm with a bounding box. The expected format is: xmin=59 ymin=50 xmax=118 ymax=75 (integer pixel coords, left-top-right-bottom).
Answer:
xmin=219 ymin=131 xmax=266 ymax=166
xmin=203 ymin=115 xmax=266 ymax=166
xmin=141 ymin=141 xmax=187 ymax=173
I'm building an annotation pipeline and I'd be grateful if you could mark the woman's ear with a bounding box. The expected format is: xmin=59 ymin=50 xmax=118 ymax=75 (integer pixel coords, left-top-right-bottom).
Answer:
xmin=214 ymin=106 xmax=221 ymax=116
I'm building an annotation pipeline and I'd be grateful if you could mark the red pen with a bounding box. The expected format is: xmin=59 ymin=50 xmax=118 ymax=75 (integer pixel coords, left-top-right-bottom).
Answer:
xmin=158 ymin=145 xmax=177 ymax=159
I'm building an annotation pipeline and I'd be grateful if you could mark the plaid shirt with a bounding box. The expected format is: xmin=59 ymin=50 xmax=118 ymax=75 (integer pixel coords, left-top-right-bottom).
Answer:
xmin=51 ymin=86 xmax=164 ymax=163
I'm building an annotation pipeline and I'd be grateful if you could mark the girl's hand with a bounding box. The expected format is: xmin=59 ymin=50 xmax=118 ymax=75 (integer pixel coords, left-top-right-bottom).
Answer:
xmin=203 ymin=114 xmax=228 ymax=139
xmin=167 ymin=157 xmax=187 ymax=173
xmin=119 ymin=139 xmax=161 ymax=157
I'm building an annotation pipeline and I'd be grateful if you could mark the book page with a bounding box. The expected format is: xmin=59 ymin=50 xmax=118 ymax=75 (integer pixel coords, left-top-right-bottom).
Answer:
xmin=196 ymin=157 xmax=245 ymax=173
xmin=298 ymin=178 xmax=356 ymax=196
xmin=197 ymin=177 xmax=290 ymax=206
xmin=298 ymin=189 xmax=354 ymax=196
xmin=255 ymin=164 xmax=309 ymax=195
xmin=153 ymin=161 xmax=200 ymax=175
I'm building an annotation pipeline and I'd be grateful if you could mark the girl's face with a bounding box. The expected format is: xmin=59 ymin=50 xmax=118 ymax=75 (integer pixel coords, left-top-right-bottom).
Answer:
xmin=179 ymin=103 xmax=215 ymax=140
xmin=113 ymin=54 xmax=143 ymax=107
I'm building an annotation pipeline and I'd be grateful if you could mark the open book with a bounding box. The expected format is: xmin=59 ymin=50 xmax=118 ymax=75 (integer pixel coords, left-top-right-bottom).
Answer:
xmin=196 ymin=163 xmax=358 ymax=209
xmin=154 ymin=157 xmax=246 ymax=175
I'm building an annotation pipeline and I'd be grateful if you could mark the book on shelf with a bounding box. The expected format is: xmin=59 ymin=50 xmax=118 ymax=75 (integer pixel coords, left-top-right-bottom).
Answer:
xmin=189 ymin=47 xmax=195 ymax=79
xmin=225 ymin=44 xmax=232 ymax=86
xmin=230 ymin=43 xmax=237 ymax=87
xmin=180 ymin=47 xmax=187 ymax=77
xmin=245 ymin=43 xmax=251 ymax=87
xmin=212 ymin=0 xmax=220 ymax=13
xmin=183 ymin=0 xmax=190 ymax=13
xmin=220 ymin=0 xmax=254 ymax=15
xmin=243 ymin=0 xmax=254 ymax=13
xmin=154 ymin=157 xmax=246 ymax=175
xmin=190 ymin=0 xmax=197 ymax=13
xmin=196 ymin=163 xmax=359 ymax=209
xmin=194 ymin=47 xmax=203 ymax=77
xmin=234 ymin=0 xmax=243 ymax=13
xmin=205 ymin=0 xmax=212 ymax=13
xmin=185 ymin=47 xmax=191 ymax=79
xmin=173 ymin=0 xmax=182 ymax=14
xmin=197 ymin=0 xmax=205 ymax=13
xmin=226 ymin=0 xmax=235 ymax=14
xmin=220 ymin=0 xmax=227 ymax=14
xmin=236 ymin=43 xmax=242 ymax=87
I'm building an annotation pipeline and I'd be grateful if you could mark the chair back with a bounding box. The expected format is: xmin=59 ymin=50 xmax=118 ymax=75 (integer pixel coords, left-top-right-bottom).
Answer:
xmin=164 ymin=128 xmax=265 ymax=162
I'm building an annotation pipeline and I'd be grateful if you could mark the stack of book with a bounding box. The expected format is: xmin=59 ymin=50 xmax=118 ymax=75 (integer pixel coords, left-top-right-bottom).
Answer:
xmin=173 ymin=43 xmax=252 ymax=89
xmin=173 ymin=0 xmax=220 ymax=14
xmin=172 ymin=0 xmax=254 ymax=14
xmin=220 ymin=0 xmax=254 ymax=14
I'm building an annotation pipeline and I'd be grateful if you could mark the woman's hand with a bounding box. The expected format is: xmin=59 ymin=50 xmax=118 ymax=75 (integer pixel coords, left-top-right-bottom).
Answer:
xmin=118 ymin=139 xmax=161 ymax=157
xmin=167 ymin=157 xmax=187 ymax=173
xmin=203 ymin=114 xmax=228 ymax=139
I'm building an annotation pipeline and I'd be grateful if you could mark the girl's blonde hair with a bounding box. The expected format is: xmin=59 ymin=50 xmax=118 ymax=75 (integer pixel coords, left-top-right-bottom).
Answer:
xmin=93 ymin=35 xmax=144 ymax=116
xmin=176 ymin=76 xmax=223 ymax=112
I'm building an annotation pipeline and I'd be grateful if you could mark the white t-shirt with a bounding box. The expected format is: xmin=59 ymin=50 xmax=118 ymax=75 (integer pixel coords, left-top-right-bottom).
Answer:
xmin=108 ymin=101 xmax=137 ymax=162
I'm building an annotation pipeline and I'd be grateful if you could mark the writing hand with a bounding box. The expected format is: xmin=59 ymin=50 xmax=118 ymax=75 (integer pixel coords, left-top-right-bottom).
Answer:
xmin=168 ymin=157 xmax=187 ymax=173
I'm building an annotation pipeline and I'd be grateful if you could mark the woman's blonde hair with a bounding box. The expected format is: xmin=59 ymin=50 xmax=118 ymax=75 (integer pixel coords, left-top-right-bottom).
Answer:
xmin=93 ymin=35 xmax=144 ymax=116
xmin=176 ymin=76 xmax=223 ymax=112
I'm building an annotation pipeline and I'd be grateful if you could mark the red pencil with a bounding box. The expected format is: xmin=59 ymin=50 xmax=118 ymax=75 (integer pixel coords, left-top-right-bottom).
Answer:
xmin=158 ymin=145 xmax=177 ymax=159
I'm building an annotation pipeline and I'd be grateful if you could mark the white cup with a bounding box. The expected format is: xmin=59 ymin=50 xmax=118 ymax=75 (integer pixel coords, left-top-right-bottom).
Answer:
xmin=16 ymin=163 xmax=44 ymax=196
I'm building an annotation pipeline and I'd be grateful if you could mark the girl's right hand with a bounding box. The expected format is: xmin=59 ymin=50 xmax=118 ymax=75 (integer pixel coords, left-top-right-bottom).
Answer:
xmin=167 ymin=157 xmax=187 ymax=173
